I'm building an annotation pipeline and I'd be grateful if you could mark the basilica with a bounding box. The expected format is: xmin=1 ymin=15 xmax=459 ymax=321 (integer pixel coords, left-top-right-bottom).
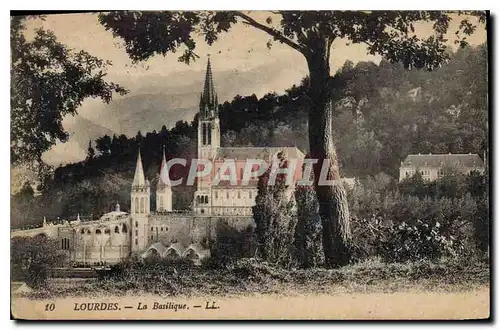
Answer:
xmin=10 ymin=58 xmax=305 ymax=265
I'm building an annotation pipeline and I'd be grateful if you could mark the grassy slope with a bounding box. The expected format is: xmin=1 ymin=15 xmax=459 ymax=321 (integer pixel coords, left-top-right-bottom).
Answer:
xmin=21 ymin=258 xmax=490 ymax=299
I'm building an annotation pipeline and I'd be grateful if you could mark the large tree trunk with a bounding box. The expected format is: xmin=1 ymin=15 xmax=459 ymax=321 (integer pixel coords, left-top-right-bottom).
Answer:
xmin=306 ymin=41 xmax=351 ymax=268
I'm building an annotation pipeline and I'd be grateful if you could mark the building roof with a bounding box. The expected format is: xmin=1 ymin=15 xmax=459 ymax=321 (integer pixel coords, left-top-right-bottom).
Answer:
xmin=142 ymin=242 xmax=168 ymax=258
xmin=401 ymin=153 xmax=484 ymax=168
xmin=183 ymin=243 xmax=211 ymax=259
xmin=215 ymin=146 xmax=305 ymax=162
xmin=165 ymin=243 xmax=186 ymax=257
xmin=212 ymin=180 xmax=259 ymax=188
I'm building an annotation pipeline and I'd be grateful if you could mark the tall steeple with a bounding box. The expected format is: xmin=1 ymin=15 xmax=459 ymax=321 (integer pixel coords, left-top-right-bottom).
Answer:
xmin=156 ymin=145 xmax=172 ymax=212
xmin=132 ymin=149 xmax=146 ymax=187
xmin=158 ymin=146 xmax=170 ymax=186
xmin=199 ymin=55 xmax=218 ymax=117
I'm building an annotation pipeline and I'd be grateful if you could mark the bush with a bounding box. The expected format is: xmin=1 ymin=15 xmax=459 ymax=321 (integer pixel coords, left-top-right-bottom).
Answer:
xmin=253 ymin=163 xmax=297 ymax=267
xmin=207 ymin=223 xmax=255 ymax=268
xmin=11 ymin=236 xmax=65 ymax=287
xmin=349 ymin=171 xmax=489 ymax=263
xmin=294 ymin=186 xmax=324 ymax=268
xmin=378 ymin=220 xmax=462 ymax=263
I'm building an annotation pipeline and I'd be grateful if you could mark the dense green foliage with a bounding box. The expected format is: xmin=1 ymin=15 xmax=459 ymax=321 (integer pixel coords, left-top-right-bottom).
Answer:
xmin=252 ymin=158 xmax=298 ymax=266
xmin=349 ymin=170 xmax=489 ymax=263
xmin=10 ymin=16 xmax=126 ymax=167
xmin=293 ymin=186 xmax=324 ymax=268
xmin=11 ymin=236 xmax=65 ymax=287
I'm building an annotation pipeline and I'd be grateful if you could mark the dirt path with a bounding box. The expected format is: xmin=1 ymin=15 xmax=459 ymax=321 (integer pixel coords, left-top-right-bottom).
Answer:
xmin=12 ymin=286 xmax=489 ymax=320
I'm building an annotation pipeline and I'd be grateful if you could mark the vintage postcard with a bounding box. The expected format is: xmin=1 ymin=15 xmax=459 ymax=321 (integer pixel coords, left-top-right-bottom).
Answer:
xmin=10 ymin=10 xmax=490 ymax=320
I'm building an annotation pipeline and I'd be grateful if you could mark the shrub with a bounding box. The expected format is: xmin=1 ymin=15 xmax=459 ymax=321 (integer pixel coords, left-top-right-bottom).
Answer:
xmin=11 ymin=236 xmax=65 ymax=287
xmin=294 ymin=186 xmax=324 ymax=268
xmin=253 ymin=160 xmax=297 ymax=267
xmin=207 ymin=223 xmax=255 ymax=268
xmin=377 ymin=220 xmax=461 ymax=263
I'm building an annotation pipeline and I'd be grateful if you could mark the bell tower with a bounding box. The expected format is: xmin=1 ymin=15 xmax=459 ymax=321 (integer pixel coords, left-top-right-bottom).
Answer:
xmin=131 ymin=149 xmax=150 ymax=252
xmin=195 ymin=56 xmax=220 ymax=215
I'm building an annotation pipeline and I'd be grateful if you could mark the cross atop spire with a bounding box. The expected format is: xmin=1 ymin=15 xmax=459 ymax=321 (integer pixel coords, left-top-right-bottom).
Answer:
xmin=199 ymin=56 xmax=218 ymax=118
xmin=132 ymin=149 xmax=146 ymax=187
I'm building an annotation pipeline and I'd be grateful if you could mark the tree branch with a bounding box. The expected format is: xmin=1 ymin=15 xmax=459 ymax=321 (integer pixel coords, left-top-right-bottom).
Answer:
xmin=233 ymin=11 xmax=307 ymax=55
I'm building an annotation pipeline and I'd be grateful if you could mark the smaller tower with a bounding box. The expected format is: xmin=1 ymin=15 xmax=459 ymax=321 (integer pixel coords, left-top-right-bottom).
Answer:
xmin=131 ymin=150 xmax=150 ymax=252
xmin=156 ymin=146 xmax=172 ymax=212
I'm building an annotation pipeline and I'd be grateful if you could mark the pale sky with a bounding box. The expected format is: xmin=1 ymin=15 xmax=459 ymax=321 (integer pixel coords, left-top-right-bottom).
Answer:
xmin=22 ymin=12 xmax=486 ymax=166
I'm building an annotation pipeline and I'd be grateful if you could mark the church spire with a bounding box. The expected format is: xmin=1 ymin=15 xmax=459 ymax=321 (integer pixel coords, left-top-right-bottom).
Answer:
xmin=158 ymin=146 xmax=170 ymax=186
xmin=133 ymin=149 xmax=146 ymax=187
xmin=199 ymin=55 xmax=217 ymax=116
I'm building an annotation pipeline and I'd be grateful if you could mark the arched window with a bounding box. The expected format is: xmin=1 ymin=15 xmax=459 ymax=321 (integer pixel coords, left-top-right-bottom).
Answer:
xmin=207 ymin=123 xmax=212 ymax=145
xmin=95 ymin=229 xmax=101 ymax=235
xmin=135 ymin=221 xmax=138 ymax=228
xmin=115 ymin=226 xmax=120 ymax=234
xmin=161 ymin=227 xmax=164 ymax=232
xmin=238 ymin=191 xmax=241 ymax=199
xmin=140 ymin=198 xmax=145 ymax=213
xmin=135 ymin=238 xmax=138 ymax=245
xmin=249 ymin=191 xmax=252 ymax=199
xmin=80 ymin=228 xmax=85 ymax=235
xmin=151 ymin=226 xmax=154 ymax=231
xmin=134 ymin=197 xmax=139 ymax=214
xmin=104 ymin=228 xmax=111 ymax=235
xmin=204 ymin=195 xmax=208 ymax=204
xmin=122 ymin=224 xmax=128 ymax=233
xmin=87 ymin=229 xmax=91 ymax=235
xmin=197 ymin=195 xmax=201 ymax=204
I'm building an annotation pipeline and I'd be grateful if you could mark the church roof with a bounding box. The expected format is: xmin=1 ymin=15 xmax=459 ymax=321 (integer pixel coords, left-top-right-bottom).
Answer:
xmin=183 ymin=243 xmax=210 ymax=259
xmin=215 ymin=146 xmax=305 ymax=161
xmin=401 ymin=153 xmax=484 ymax=168
xmin=145 ymin=242 xmax=168 ymax=256
xmin=165 ymin=243 xmax=186 ymax=256
xmin=99 ymin=210 xmax=129 ymax=222
xmin=212 ymin=181 xmax=259 ymax=188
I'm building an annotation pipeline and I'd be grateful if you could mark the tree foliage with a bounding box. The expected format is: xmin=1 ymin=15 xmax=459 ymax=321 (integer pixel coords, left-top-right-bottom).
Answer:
xmin=294 ymin=186 xmax=323 ymax=268
xmin=10 ymin=16 xmax=127 ymax=167
xmin=11 ymin=235 xmax=65 ymax=287
xmin=252 ymin=157 xmax=297 ymax=266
